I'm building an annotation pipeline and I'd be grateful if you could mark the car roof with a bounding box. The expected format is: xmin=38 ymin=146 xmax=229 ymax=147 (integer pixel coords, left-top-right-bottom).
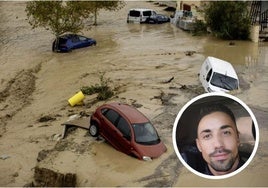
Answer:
xmin=206 ymin=56 xmax=238 ymax=79
xmin=129 ymin=8 xmax=153 ymax=12
xmin=59 ymin=34 xmax=81 ymax=39
xmin=104 ymin=102 xmax=149 ymax=124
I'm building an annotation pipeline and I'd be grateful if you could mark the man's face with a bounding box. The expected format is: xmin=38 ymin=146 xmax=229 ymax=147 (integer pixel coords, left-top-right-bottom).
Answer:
xmin=196 ymin=111 xmax=240 ymax=175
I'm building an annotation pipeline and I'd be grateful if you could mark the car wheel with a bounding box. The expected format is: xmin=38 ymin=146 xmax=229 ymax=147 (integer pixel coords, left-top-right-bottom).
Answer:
xmin=89 ymin=123 xmax=99 ymax=137
xmin=149 ymin=19 xmax=157 ymax=24
xmin=148 ymin=20 xmax=152 ymax=24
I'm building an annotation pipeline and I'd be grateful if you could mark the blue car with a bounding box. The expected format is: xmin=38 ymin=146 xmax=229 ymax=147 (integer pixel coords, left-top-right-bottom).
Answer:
xmin=52 ymin=34 xmax=96 ymax=52
xmin=145 ymin=14 xmax=170 ymax=24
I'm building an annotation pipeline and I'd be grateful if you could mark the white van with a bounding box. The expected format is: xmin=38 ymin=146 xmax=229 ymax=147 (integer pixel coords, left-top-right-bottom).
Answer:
xmin=127 ymin=8 xmax=156 ymax=23
xmin=199 ymin=56 xmax=239 ymax=92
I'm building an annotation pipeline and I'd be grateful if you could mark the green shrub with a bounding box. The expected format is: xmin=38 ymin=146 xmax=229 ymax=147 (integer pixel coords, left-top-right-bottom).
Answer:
xmin=204 ymin=1 xmax=250 ymax=40
xmin=192 ymin=20 xmax=208 ymax=36
xmin=81 ymin=73 xmax=114 ymax=101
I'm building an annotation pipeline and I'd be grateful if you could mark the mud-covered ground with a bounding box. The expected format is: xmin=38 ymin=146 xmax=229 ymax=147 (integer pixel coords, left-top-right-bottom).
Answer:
xmin=0 ymin=1 xmax=268 ymax=187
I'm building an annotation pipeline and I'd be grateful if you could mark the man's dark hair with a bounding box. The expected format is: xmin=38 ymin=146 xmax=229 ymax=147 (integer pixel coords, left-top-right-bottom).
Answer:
xmin=197 ymin=103 xmax=238 ymax=132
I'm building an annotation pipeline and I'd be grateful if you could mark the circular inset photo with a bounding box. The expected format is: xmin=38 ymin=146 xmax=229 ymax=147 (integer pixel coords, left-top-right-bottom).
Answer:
xmin=172 ymin=92 xmax=259 ymax=179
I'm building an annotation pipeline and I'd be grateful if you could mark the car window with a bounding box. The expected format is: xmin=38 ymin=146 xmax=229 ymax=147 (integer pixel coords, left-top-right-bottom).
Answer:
xmin=59 ymin=38 xmax=67 ymax=45
xmin=79 ymin=36 xmax=87 ymax=41
xmin=72 ymin=36 xmax=80 ymax=43
xmin=103 ymin=109 xmax=119 ymax=125
xmin=132 ymin=122 xmax=160 ymax=145
xmin=101 ymin=108 xmax=109 ymax=114
xmin=143 ymin=11 xmax=152 ymax=16
xmin=129 ymin=10 xmax=140 ymax=17
xmin=210 ymin=72 xmax=238 ymax=90
xmin=206 ymin=69 xmax=212 ymax=82
xmin=117 ymin=117 xmax=131 ymax=140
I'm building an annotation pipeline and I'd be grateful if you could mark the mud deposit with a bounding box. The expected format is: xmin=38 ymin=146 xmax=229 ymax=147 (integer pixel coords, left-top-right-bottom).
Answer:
xmin=0 ymin=1 xmax=268 ymax=187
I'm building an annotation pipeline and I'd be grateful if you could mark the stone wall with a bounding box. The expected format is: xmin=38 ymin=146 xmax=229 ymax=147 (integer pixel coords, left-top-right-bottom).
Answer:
xmin=250 ymin=25 xmax=260 ymax=42
xmin=33 ymin=167 xmax=77 ymax=187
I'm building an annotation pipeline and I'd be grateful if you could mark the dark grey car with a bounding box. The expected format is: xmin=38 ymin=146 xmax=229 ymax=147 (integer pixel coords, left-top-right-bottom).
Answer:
xmin=145 ymin=14 xmax=170 ymax=24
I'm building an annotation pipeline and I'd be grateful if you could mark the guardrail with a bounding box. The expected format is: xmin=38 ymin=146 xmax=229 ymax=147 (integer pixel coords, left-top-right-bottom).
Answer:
xmin=260 ymin=9 xmax=268 ymax=31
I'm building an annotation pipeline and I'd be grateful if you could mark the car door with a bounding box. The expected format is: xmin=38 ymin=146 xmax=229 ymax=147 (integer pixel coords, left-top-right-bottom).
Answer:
xmin=205 ymin=68 xmax=213 ymax=90
xmin=101 ymin=109 xmax=132 ymax=155
xmin=71 ymin=35 xmax=81 ymax=49
xmin=114 ymin=116 xmax=132 ymax=155
xmin=200 ymin=67 xmax=212 ymax=92
xmin=101 ymin=109 xmax=121 ymax=149
xmin=77 ymin=35 xmax=89 ymax=48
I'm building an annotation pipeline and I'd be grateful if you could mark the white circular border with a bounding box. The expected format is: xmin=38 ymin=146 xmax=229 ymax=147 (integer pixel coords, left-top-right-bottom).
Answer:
xmin=172 ymin=92 xmax=259 ymax=180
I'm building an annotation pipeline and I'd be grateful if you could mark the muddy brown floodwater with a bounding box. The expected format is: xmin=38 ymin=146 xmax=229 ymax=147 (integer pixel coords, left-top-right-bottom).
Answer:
xmin=0 ymin=1 xmax=268 ymax=187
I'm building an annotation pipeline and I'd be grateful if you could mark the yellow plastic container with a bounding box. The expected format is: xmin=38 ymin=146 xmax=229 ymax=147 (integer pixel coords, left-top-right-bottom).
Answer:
xmin=68 ymin=91 xmax=85 ymax=106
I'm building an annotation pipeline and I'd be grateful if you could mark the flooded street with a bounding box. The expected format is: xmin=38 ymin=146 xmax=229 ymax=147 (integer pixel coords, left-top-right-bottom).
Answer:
xmin=0 ymin=1 xmax=268 ymax=186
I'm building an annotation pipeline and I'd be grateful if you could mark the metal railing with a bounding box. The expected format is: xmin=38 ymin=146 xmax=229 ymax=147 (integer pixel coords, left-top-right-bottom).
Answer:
xmin=250 ymin=1 xmax=268 ymax=31
xmin=260 ymin=9 xmax=268 ymax=31
xmin=250 ymin=1 xmax=261 ymax=25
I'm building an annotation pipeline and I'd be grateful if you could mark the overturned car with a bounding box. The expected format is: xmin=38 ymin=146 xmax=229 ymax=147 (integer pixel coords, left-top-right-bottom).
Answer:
xmin=199 ymin=56 xmax=239 ymax=92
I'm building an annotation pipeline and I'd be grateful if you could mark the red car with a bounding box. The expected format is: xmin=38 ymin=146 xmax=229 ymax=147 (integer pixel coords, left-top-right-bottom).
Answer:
xmin=89 ymin=102 xmax=166 ymax=160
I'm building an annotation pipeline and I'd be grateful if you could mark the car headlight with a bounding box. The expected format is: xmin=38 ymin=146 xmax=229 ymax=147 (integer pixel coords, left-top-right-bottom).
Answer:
xmin=142 ymin=156 xmax=152 ymax=161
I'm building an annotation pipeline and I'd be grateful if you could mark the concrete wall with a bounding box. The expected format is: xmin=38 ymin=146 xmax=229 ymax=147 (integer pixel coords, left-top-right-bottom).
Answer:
xmin=176 ymin=1 xmax=205 ymax=20
xmin=250 ymin=25 xmax=260 ymax=43
xmin=157 ymin=1 xmax=177 ymax=9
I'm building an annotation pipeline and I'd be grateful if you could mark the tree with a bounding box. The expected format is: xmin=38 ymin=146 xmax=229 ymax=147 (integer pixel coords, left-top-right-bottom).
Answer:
xmin=25 ymin=1 xmax=91 ymax=37
xmin=204 ymin=1 xmax=251 ymax=40
xmin=81 ymin=1 xmax=125 ymax=25
xmin=25 ymin=1 xmax=125 ymax=37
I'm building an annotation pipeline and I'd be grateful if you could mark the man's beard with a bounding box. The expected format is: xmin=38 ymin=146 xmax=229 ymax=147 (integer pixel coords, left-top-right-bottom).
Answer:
xmin=208 ymin=148 xmax=238 ymax=172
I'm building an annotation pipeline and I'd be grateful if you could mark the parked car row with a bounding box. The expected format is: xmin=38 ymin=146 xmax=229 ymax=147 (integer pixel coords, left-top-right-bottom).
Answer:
xmin=53 ymin=8 xmax=170 ymax=53
xmin=127 ymin=8 xmax=170 ymax=24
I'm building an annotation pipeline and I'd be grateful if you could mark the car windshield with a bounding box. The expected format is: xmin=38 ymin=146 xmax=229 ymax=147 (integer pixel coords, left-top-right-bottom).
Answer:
xmin=132 ymin=122 xmax=160 ymax=145
xmin=210 ymin=72 xmax=238 ymax=90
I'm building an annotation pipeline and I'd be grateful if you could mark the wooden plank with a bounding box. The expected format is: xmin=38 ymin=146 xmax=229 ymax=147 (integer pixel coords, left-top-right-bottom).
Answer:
xmin=62 ymin=118 xmax=90 ymax=129
xmin=61 ymin=117 xmax=90 ymax=138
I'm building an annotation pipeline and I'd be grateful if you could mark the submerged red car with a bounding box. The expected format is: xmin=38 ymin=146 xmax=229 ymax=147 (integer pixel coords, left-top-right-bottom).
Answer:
xmin=89 ymin=102 xmax=166 ymax=160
